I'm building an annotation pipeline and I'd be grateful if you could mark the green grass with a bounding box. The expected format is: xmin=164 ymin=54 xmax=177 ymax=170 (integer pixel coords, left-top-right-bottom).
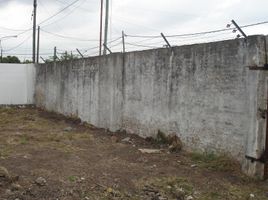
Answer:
xmin=189 ymin=151 xmax=239 ymax=172
xmin=68 ymin=175 xmax=78 ymax=182
xmin=19 ymin=136 xmax=28 ymax=145
xmin=0 ymin=146 xmax=12 ymax=158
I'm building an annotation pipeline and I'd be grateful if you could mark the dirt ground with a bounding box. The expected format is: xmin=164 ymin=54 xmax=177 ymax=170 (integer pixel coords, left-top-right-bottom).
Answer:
xmin=0 ymin=107 xmax=268 ymax=200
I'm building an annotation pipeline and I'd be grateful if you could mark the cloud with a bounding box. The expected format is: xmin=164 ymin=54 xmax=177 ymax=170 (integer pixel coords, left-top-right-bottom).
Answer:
xmin=0 ymin=0 xmax=267 ymax=60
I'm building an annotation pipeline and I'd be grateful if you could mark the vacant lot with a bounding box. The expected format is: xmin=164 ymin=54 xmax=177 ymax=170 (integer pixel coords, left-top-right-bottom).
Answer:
xmin=0 ymin=107 xmax=267 ymax=200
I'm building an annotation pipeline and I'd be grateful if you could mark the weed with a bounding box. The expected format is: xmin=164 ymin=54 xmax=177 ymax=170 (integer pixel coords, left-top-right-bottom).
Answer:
xmin=0 ymin=146 xmax=12 ymax=158
xmin=189 ymin=151 xmax=239 ymax=172
xmin=68 ymin=175 xmax=78 ymax=182
xmin=19 ymin=136 xmax=28 ymax=145
xmin=156 ymin=130 xmax=169 ymax=145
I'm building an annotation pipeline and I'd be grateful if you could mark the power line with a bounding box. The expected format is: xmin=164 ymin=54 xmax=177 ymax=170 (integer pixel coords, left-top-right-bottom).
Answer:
xmin=109 ymin=41 xmax=122 ymax=49
xmin=83 ymin=45 xmax=100 ymax=52
xmin=4 ymin=34 xmax=32 ymax=52
xmin=241 ymin=20 xmax=268 ymax=28
xmin=55 ymin=0 xmax=95 ymax=13
xmin=38 ymin=0 xmax=81 ymax=26
xmin=41 ymin=29 xmax=99 ymax=41
xmin=0 ymin=26 xmax=29 ymax=32
xmin=125 ymin=42 xmax=159 ymax=48
xmin=41 ymin=0 xmax=87 ymax=28
xmin=4 ymin=0 xmax=111 ymax=54
xmin=108 ymin=36 xmax=122 ymax=44
xmin=80 ymin=37 xmax=121 ymax=52
xmin=125 ymin=31 xmax=235 ymax=49
xmin=16 ymin=28 xmax=32 ymax=36
xmin=125 ymin=20 xmax=268 ymax=39
xmin=58 ymin=40 xmax=119 ymax=55
xmin=38 ymin=0 xmax=63 ymax=30
xmin=2 ymin=52 xmax=52 ymax=56
xmin=41 ymin=29 xmax=122 ymax=45
xmin=4 ymin=18 xmax=268 ymax=57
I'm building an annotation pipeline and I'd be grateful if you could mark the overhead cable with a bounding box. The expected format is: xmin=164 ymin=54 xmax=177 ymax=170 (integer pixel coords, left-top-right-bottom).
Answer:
xmin=125 ymin=20 xmax=268 ymax=39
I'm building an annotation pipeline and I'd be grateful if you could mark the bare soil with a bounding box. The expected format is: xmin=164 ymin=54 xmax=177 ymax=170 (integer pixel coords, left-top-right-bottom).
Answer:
xmin=0 ymin=107 xmax=267 ymax=200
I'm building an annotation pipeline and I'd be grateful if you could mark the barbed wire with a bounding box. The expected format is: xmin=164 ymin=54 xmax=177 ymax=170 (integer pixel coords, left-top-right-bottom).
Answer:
xmin=3 ymin=19 xmax=268 ymax=61
xmin=125 ymin=20 xmax=268 ymax=39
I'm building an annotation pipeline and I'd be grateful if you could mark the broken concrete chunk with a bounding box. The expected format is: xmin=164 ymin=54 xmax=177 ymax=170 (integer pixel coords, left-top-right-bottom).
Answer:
xmin=63 ymin=127 xmax=73 ymax=132
xmin=35 ymin=177 xmax=47 ymax=186
xmin=139 ymin=149 xmax=162 ymax=154
xmin=121 ymin=137 xmax=131 ymax=143
xmin=186 ymin=195 xmax=194 ymax=200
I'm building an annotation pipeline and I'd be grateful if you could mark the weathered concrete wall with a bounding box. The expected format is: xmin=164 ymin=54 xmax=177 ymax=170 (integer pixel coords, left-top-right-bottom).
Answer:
xmin=35 ymin=55 xmax=123 ymax=131
xmin=35 ymin=35 xmax=268 ymax=178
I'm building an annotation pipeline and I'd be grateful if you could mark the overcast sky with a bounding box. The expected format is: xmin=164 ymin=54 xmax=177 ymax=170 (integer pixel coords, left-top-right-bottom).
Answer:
xmin=0 ymin=0 xmax=268 ymax=61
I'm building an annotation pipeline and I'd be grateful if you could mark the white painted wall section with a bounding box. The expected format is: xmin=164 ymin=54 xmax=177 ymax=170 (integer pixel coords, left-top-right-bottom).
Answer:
xmin=0 ymin=64 xmax=35 ymax=105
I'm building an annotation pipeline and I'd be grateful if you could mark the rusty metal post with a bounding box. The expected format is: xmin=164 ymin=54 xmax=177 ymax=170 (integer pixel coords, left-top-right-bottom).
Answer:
xmin=264 ymin=91 xmax=268 ymax=179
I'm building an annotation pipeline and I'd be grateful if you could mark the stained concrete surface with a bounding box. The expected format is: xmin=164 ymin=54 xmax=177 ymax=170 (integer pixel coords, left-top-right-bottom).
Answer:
xmin=35 ymin=35 xmax=268 ymax=178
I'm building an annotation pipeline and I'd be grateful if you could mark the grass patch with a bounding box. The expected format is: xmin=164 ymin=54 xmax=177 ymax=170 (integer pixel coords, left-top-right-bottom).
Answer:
xmin=19 ymin=136 xmax=28 ymax=145
xmin=0 ymin=146 xmax=13 ymax=158
xmin=155 ymin=130 xmax=169 ymax=145
xmin=68 ymin=175 xmax=78 ymax=182
xmin=189 ymin=151 xmax=239 ymax=172
xmin=199 ymin=182 xmax=268 ymax=200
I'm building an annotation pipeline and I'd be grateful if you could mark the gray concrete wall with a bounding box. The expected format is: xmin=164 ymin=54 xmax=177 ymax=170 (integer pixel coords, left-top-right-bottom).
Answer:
xmin=35 ymin=35 xmax=268 ymax=178
xmin=35 ymin=55 xmax=123 ymax=131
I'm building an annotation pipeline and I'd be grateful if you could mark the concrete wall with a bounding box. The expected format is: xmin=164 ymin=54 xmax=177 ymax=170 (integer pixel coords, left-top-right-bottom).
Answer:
xmin=0 ymin=64 xmax=35 ymax=105
xmin=35 ymin=35 xmax=268 ymax=178
xmin=35 ymin=56 xmax=123 ymax=131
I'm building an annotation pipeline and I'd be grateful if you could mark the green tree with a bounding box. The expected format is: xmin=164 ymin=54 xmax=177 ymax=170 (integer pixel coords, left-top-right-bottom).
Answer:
xmin=45 ymin=52 xmax=78 ymax=63
xmin=23 ymin=59 xmax=32 ymax=64
xmin=60 ymin=51 xmax=78 ymax=61
xmin=1 ymin=56 xmax=21 ymax=63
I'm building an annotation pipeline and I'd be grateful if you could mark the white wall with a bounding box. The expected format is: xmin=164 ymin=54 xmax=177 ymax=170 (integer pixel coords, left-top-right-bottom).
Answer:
xmin=0 ymin=64 xmax=35 ymax=105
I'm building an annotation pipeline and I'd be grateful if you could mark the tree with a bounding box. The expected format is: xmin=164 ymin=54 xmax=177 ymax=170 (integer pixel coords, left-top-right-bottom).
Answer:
xmin=1 ymin=56 xmax=21 ymax=63
xmin=23 ymin=59 xmax=32 ymax=64
xmin=45 ymin=52 xmax=78 ymax=63
xmin=60 ymin=51 xmax=78 ymax=61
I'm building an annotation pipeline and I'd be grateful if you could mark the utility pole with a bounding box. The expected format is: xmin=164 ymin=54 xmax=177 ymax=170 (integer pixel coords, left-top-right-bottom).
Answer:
xmin=122 ymin=31 xmax=125 ymax=53
xmin=99 ymin=0 xmax=104 ymax=56
xmin=54 ymin=47 xmax=57 ymax=62
xmin=0 ymin=40 xmax=2 ymax=63
xmin=33 ymin=0 xmax=37 ymax=63
xmin=103 ymin=0 xmax=109 ymax=55
xmin=37 ymin=26 xmax=40 ymax=64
